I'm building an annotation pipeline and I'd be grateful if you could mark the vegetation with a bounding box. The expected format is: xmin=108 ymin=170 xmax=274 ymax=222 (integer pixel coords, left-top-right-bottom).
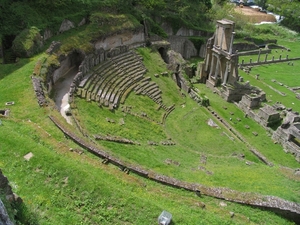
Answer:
xmin=0 ymin=0 xmax=300 ymax=224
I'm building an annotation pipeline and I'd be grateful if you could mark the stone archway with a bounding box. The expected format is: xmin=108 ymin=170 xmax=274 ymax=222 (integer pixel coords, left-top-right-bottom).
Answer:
xmin=158 ymin=47 xmax=168 ymax=63
xmin=151 ymin=41 xmax=171 ymax=64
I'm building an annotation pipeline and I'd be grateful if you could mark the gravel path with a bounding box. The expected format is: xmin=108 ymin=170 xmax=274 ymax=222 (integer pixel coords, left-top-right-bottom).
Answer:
xmin=53 ymin=67 xmax=77 ymax=124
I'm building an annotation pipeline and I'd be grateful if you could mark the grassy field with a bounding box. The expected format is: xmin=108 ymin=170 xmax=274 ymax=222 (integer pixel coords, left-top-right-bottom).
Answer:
xmin=0 ymin=25 xmax=299 ymax=224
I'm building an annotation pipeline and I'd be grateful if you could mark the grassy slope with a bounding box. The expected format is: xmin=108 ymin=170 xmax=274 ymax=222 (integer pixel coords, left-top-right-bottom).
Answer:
xmin=1 ymin=63 xmax=291 ymax=225
xmin=0 ymin=30 xmax=299 ymax=225
xmin=76 ymin=48 xmax=299 ymax=202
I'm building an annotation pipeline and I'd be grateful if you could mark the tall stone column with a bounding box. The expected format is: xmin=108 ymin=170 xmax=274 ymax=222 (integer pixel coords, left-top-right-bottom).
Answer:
xmin=209 ymin=55 xmax=216 ymax=78
xmin=222 ymin=61 xmax=229 ymax=85
xmin=214 ymin=25 xmax=219 ymax=47
xmin=220 ymin=27 xmax=225 ymax=50
xmin=229 ymin=32 xmax=235 ymax=55
xmin=214 ymin=56 xmax=220 ymax=78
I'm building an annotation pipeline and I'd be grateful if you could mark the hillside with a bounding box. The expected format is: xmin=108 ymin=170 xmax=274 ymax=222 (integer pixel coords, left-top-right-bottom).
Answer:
xmin=0 ymin=1 xmax=300 ymax=225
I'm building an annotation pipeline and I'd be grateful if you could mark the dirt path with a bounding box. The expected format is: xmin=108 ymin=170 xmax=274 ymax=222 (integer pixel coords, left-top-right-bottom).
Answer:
xmin=53 ymin=67 xmax=77 ymax=124
xmin=234 ymin=6 xmax=277 ymax=23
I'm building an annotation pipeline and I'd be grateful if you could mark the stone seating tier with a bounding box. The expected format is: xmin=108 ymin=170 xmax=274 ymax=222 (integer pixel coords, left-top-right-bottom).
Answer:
xmin=109 ymin=50 xmax=132 ymax=61
xmin=102 ymin=72 xmax=144 ymax=107
xmin=95 ymin=69 xmax=122 ymax=96
xmin=113 ymin=55 xmax=136 ymax=66
xmin=115 ymin=62 xmax=143 ymax=75
xmin=119 ymin=74 xmax=145 ymax=104
xmin=84 ymin=60 xmax=115 ymax=90
xmin=135 ymin=80 xmax=157 ymax=95
xmin=78 ymin=73 xmax=93 ymax=88
xmin=89 ymin=60 xmax=115 ymax=84
xmin=77 ymin=51 xmax=155 ymax=108
xmin=146 ymin=86 xmax=160 ymax=96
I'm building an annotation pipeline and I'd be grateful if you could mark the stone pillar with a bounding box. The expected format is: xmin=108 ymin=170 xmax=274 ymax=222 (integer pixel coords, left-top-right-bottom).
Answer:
xmin=257 ymin=49 xmax=261 ymax=62
xmin=223 ymin=61 xmax=229 ymax=85
xmin=265 ymin=53 xmax=268 ymax=62
xmin=220 ymin=27 xmax=225 ymax=50
xmin=286 ymin=55 xmax=288 ymax=60
xmin=279 ymin=54 xmax=282 ymax=60
xmin=214 ymin=56 xmax=220 ymax=78
xmin=229 ymin=32 xmax=235 ymax=54
xmin=214 ymin=25 xmax=219 ymax=47
xmin=205 ymin=53 xmax=210 ymax=71
xmin=209 ymin=55 xmax=215 ymax=77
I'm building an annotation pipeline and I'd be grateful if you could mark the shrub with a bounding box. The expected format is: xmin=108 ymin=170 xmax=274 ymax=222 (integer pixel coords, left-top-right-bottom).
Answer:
xmin=12 ymin=27 xmax=43 ymax=58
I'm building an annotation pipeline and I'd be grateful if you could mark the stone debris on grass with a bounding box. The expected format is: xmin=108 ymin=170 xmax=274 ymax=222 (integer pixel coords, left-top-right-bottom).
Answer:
xmin=5 ymin=101 xmax=14 ymax=106
xmin=219 ymin=201 xmax=227 ymax=207
xmin=207 ymin=118 xmax=219 ymax=128
xmin=24 ymin=152 xmax=34 ymax=161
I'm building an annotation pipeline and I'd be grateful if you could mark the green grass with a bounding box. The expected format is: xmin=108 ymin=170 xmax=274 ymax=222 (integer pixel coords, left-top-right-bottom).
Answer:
xmin=75 ymin=48 xmax=300 ymax=204
xmin=239 ymin=40 xmax=300 ymax=113
xmin=0 ymin=24 xmax=299 ymax=224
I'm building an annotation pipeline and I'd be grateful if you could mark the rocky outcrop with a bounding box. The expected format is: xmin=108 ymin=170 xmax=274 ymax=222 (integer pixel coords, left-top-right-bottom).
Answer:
xmin=0 ymin=199 xmax=14 ymax=225
xmin=59 ymin=19 xmax=75 ymax=33
xmin=46 ymin=41 xmax=61 ymax=55
xmin=78 ymin=18 xmax=87 ymax=27
xmin=0 ymin=169 xmax=22 ymax=225
xmin=43 ymin=29 xmax=53 ymax=41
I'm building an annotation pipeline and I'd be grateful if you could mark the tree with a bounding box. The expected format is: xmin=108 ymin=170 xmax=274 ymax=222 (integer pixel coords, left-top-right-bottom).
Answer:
xmin=267 ymin=0 xmax=300 ymax=32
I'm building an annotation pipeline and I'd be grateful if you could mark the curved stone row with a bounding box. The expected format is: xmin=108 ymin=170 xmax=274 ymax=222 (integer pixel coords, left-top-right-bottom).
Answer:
xmin=68 ymin=46 xmax=129 ymax=103
xmin=76 ymin=50 xmax=151 ymax=109
xmin=49 ymin=114 xmax=300 ymax=223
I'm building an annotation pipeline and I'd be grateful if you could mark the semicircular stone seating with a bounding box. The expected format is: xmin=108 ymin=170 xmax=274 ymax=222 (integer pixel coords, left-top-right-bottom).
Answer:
xmin=76 ymin=50 xmax=163 ymax=109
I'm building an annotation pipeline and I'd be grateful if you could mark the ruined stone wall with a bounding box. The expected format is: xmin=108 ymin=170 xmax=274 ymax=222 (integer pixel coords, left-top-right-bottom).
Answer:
xmin=48 ymin=28 xmax=144 ymax=94
xmin=52 ymin=55 xmax=72 ymax=84
xmin=167 ymin=36 xmax=197 ymax=59
xmin=94 ymin=29 xmax=145 ymax=51
xmin=233 ymin=42 xmax=259 ymax=52
xmin=160 ymin=22 xmax=211 ymax=37
xmin=0 ymin=199 xmax=14 ymax=225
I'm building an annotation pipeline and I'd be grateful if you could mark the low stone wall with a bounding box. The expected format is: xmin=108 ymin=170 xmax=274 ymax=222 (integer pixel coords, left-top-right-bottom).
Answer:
xmin=238 ymin=49 xmax=271 ymax=56
xmin=240 ymin=56 xmax=300 ymax=67
xmin=233 ymin=42 xmax=259 ymax=52
xmin=49 ymin=114 xmax=300 ymax=223
xmin=32 ymin=76 xmax=47 ymax=107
